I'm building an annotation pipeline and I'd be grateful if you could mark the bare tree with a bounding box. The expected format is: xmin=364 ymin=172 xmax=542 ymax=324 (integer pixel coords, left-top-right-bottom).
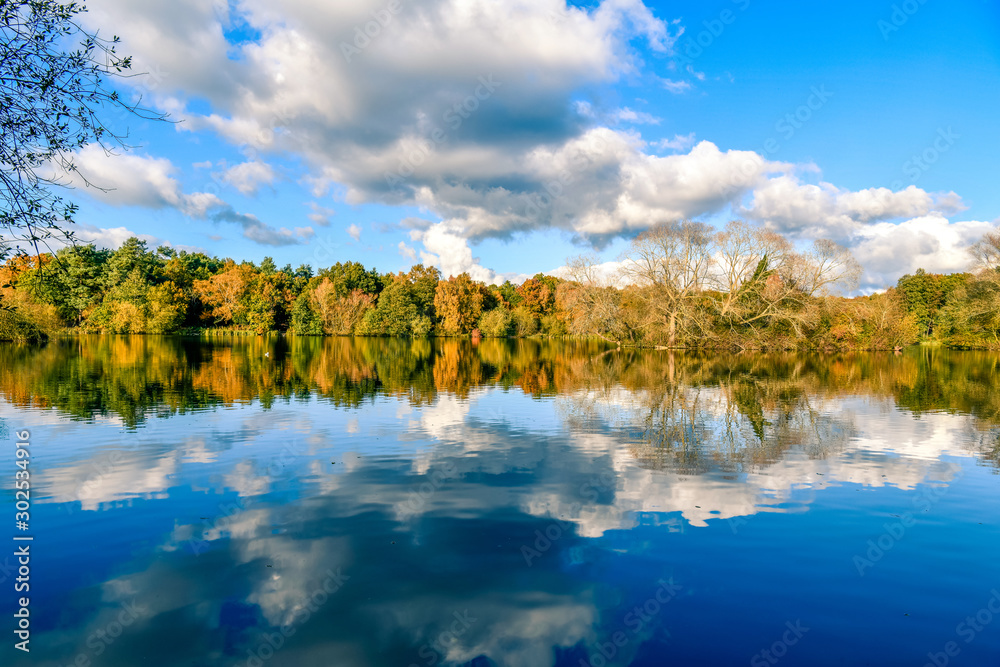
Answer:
xmin=712 ymin=220 xmax=792 ymax=318
xmin=969 ymin=230 xmax=1000 ymax=272
xmin=786 ymin=239 xmax=862 ymax=297
xmin=620 ymin=221 xmax=715 ymax=347
xmin=559 ymin=253 xmax=634 ymax=344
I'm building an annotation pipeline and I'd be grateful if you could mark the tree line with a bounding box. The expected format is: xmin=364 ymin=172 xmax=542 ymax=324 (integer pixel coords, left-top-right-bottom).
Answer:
xmin=1 ymin=223 xmax=999 ymax=348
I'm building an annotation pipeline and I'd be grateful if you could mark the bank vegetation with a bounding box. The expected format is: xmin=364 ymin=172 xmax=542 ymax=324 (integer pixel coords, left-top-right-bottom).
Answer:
xmin=2 ymin=222 xmax=999 ymax=349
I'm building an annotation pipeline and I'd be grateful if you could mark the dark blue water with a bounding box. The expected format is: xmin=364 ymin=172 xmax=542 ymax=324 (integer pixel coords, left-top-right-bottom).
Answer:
xmin=1 ymin=338 xmax=999 ymax=666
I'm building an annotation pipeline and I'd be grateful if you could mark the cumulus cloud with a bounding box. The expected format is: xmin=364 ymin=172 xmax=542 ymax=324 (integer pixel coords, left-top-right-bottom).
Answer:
xmin=398 ymin=241 xmax=417 ymax=262
xmin=66 ymin=146 xmax=312 ymax=246
xmin=306 ymin=202 xmax=335 ymax=227
xmin=741 ymin=177 xmax=965 ymax=240
xmin=81 ymin=0 xmax=987 ymax=281
xmin=850 ymin=216 xmax=993 ymax=290
xmin=218 ymin=160 xmax=276 ymax=196
xmin=416 ymin=222 xmax=496 ymax=282
xmin=346 ymin=223 xmax=362 ymax=241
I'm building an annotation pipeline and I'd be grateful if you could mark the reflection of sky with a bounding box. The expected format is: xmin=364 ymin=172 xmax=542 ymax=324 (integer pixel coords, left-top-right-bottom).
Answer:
xmin=3 ymin=384 xmax=1000 ymax=666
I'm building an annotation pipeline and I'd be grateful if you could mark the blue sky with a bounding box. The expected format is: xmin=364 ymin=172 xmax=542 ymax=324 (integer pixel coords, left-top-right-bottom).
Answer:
xmin=66 ymin=0 xmax=1000 ymax=290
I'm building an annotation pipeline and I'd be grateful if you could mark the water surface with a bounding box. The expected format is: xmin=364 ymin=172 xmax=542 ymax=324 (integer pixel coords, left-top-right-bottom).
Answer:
xmin=2 ymin=337 xmax=999 ymax=666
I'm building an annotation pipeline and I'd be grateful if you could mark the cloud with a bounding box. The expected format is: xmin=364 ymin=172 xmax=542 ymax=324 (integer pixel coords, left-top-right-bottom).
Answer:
xmin=213 ymin=209 xmax=314 ymax=246
xmin=218 ymin=160 xmax=276 ymax=196
xmin=72 ymin=223 xmax=203 ymax=254
xmin=660 ymin=77 xmax=692 ymax=94
xmin=67 ymin=146 xmax=312 ymax=246
xmin=307 ymin=202 xmax=335 ymax=227
xmin=614 ymin=107 xmax=661 ymax=125
xmin=850 ymin=216 xmax=993 ymax=290
xmin=653 ymin=132 xmax=696 ymax=152
xmin=416 ymin=222 xmax=497 ymax=283
xmin=83 ymin=0 xmax=988 ymax=284
xmin=347 ymin=224 xmax=362 ymax=241
xmin=741 ymin=177 xmax=965 ymax=240
xmin=67 ymin=144 xmax=188 ymax=210
xmin=398 ymin=241 xmax=417 ymax=262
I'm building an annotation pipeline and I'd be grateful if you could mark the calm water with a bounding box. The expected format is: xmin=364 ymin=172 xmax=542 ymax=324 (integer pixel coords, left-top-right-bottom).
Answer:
xmin=2 ymin=337 xmax=1000 ymax=666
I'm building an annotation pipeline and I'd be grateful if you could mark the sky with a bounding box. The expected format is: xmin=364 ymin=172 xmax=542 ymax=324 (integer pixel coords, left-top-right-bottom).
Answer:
xmin=63 ymin=0 xmax=1000 ymax=291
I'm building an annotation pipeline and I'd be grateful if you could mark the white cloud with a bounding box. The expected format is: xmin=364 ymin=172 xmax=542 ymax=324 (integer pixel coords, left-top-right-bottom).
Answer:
xmin=614 ymin=107 xmax=661 ymax=125
xmin=742 ymin=177 xmax=965 ymax=240
xmin=347 ymin=223 xmax=362 ymax=241
xmin=654 ymin=132 xmax=696 ymax=152
xmin=660 ymin=77 xmax=692 ymax=93
xmin=66 ymin=146 xmax=312 ymax=247
xmin=306 ymin=202 xmax=334 ymax=227
xmin=850 ymin=215 xmax=993 ymax=289
xmin=218 ymin=160 xmax=276 ymax=196
xmin=416 ymin=221 xmax=497 ymax=283
xmin=81 ymin=0 xmax=991 ymax=283
xmin=398 ymin=241 xmax=417 ymax=262
xmin=72 ymin=223 xmax=204 ymax=254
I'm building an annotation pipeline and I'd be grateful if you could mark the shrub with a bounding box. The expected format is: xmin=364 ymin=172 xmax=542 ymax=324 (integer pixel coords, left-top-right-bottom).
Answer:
xmin=478 ymin=308 xmax=512 ymax=337
xmin=511 ymin=306 xmax=539 ymax=337
xmin=540 ymin=313 xmax=567 ymax=336
xmin=410 ymin=315 xmax=433 ymax=337
xmin=0 ymin=309 xmax=47 ymax=342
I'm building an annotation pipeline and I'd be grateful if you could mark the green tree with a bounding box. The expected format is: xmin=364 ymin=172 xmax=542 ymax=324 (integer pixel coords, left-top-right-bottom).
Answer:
xmin=17 ymin=243 xmax=108 ymax=323
xmin=897 ymin=269 xmax=970 ymax=338
xmin=368 ymin=277 xmax=419 ymax=336
xmin=318 ymin=261 xmax=383 ymax=299
xmin=103 ymin=238 xmax=160 ymax=288
xmin=406 ymin=264 xmax=441 ymax=319
xmin=291 ymin=292 xmax=323 ymax=335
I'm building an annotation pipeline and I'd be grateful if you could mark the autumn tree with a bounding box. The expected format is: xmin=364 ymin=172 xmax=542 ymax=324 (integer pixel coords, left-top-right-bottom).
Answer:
xmin=406 ymin=264 xmax=441 ymax=319
xmin=15 ymin=243 xmax=108 ymax=323
xmin=193 ymin=261 xmax=250 ymax=326
xmin=712 ymin=220 xmax=791 ymax=317
xmin=318 ymin=261 xmax=383 ymax=299
xmin=515 ymin=276 xmax=556 ymax=319
xmin=434 ymin=273 xmax=484 ymax=335
xmin=307 ymin=279 xmax=375 ymax=335
xmin=558 ymin=254 xmax=636 ymax=345
xmin=360 ymin=274 xmax=420 ymax=336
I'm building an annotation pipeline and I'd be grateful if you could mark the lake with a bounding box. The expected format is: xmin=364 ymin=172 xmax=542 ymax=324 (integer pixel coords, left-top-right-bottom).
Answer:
xmin=2 ymin=336 xmax=999 ymax=666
